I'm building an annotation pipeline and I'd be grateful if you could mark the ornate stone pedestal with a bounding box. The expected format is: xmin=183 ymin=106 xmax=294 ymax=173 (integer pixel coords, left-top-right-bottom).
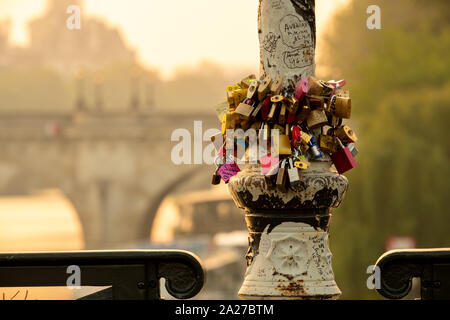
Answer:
xmin=228 ymin=161 xmax=348 ymax=299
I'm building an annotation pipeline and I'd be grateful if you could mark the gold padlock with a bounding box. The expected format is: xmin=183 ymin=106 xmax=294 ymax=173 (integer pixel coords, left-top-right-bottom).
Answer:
xmin=285 ymin=97 xmax=299 ymax=114
xmin=319 ymin=80 xmax=334 ymax=97
xmin=234 ymin=102 xmax=255 ymax=120
xmin=307 ymin=77 xmax=325 ymax=96
xmin=336 ymin=89 xmax=350 ymax=98
xmin=221 ymin=113 xmax=238 ymax=135
xmin=251 ymin=121 xmax=262 ymax=131
xmin=273 ymin=124 xmax=285 ymax=135
xmin=240 ymin=120 xmax=250 ymax=131
xmin=247 ymin=81 xmax=259 ymax=100
xmin=258 ymin=75 xmax=273 ymax=101
xmin=328 ymin=114 xmax=341 ymax=127
xmin=335 ymin=125 xmax=358 ymax=143
xmin=272 ymin=130 xmax=292 ymax=155
xmin=233 ymin=89 xmax=248 ymax=109
xmin=296 ymin=105 xmax=311 ymax=124
xmin=239 ymin=74 xmax=256 ymax=89
xmin=270 ymin=95 xmax=284 ymax=104
xmin=319 ymin=135 xmax=337 ymax=154
xmin=226 ymin=85 xmax=248 ymax=111
xmin=300 ymin=143 xmax=310 ymax=154
xmin=307 ymin=109 xmax=328 ymax=129
xmin=278 ymin=102 xmax=287 ymax=125
xmin=300 ymin=131 xmax=312 ymax=145
xmin=332 ymin=97 xmax=352 ymax=119
xmin=226 ymin=85 xmax=240 ymax=108
xmin=307 ymin=96 xmax=325 ymax=110
xmin=270 ymin=74 xmax=283 ymax=96
xmin=268 ymin=95 xmax=283 ymax=123
xmin=294 ymin=159 xmax=310 ymax=170
xmin=267 ymin=103 xmax=278 ymax=123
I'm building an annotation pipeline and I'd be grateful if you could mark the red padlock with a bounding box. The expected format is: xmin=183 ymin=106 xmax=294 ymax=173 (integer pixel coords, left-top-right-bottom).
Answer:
xmin=291 ymin=126 xmax=302 ymax=148
xmin=287 ymin=111 xmax=297 ymax=124
xmin=261 ymin=96 xmax=272 ymax=121
xmin=331 ymin=138 xmax=357 ymax=174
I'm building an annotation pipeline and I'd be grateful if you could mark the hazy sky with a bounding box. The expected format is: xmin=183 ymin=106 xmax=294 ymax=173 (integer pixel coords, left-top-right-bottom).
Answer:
xmin=0 ymin=0 xmax=350 ymax=78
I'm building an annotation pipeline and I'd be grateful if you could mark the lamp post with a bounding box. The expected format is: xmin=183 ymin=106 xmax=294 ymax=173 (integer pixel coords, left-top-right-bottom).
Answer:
xmin=228 ymin=0 xmax=349 ymax=300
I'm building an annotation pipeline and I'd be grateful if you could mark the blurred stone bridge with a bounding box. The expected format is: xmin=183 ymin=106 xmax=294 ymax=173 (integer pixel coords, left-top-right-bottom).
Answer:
xmin=0 ymin=110 xmax=218 ymax=249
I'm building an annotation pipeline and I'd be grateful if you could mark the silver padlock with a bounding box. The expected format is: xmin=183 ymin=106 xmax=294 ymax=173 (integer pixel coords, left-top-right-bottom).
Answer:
xmin=347 ymin=143 xmax=359 ymax=157
xmin=288 ymin=158 xmax=302 ymax=187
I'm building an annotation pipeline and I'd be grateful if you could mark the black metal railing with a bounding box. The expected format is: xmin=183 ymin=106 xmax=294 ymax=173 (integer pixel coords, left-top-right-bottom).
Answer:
xmin=375 ymin=249 xmax=450 ymax=300
xmin=0 ymin=250 xmax=205 ymax=300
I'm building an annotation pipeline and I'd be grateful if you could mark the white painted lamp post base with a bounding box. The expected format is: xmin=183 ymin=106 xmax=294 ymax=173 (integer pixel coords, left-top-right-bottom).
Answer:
xmin=238 ymin=222 xmax=341 ymax=300
xmin=228 ymin=163 xmax=348 ymax=300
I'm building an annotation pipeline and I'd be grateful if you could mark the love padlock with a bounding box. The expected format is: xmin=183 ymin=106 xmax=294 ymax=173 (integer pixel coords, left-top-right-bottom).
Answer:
xmin=270 ymin=74 xmax=283 ymax=96
xmin=261 ymin=96 xmax=272 ymax=121
xmin=335 ymin=125 xmax=358 ymax=143
xmin=296 ymin=105 xmax=311 ymax=124
xmin=276 ymin=159 xmax=288 ymax=190
xmin=239 ymin=74 xmax=256 ymax=89
xmin=218 ymin=161 xmax=241 ymax=183
xmin=247 ymin=80 xmax=259 ymax=100
xmin=291 ymin=126 xmax=303 ymax=148
xmin=278 ymin=101 xmax=287 ymax=125
xmin=329 ymin=96 xmax=352 ymax=119
xmin=319 ymin=135 xmax=337 ymax=154
xmin=271 ymin=126 xmax=292 ymax=156
xmin=288 ymin=158 xmax=302 ymax=187
xmin=307 ymin=109 xmax=328 ymax=129
xmin=328 ymin=79 xmax=346 ymax=95
xmin=234 ymin=101 xmax=255 ymax=120
xmin=260 ymin=153 xmax=280 ymax=176
xmin=331 ymin=138 xmax=357 ymax=174
xmin=258 ymin=75 xmax=273 ymax=101
xmin=295 ymin=77 xmax=309 ymax=102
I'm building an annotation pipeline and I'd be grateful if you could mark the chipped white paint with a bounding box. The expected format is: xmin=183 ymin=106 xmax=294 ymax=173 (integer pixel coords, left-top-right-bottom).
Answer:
xmin=259 ymin=0 xmax=316 ymax=86
xmin=229 ymin=161 xmax=348 ymax=209
xmin=239 ymin=222 xmax=341 ymax=300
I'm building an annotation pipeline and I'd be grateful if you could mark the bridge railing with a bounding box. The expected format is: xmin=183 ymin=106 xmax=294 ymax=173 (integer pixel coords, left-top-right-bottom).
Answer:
xmin=0 ymin=250 xmax=205 ymax=300
xmin=375 ymin=249 xmax=450 ymax=300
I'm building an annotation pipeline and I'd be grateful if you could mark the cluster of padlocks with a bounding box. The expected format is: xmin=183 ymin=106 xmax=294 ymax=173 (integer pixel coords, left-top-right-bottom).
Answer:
xmin=211 ymin=74 xmax=359 ymax=188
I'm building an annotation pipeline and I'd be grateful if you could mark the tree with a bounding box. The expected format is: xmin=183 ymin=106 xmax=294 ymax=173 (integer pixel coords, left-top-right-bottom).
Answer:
xmin=321 ymin=0 xmax=450 ymax=299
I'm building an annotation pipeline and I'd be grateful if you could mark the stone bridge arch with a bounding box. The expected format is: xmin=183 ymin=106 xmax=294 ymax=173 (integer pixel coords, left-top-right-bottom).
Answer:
xmin=0 ymin=111 xmax=218 ymax=249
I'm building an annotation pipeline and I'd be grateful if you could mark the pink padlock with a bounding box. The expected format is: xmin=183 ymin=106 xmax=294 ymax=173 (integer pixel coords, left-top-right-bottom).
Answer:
xmin=260 ymin=153 xmax=280 ymax=175
xmin=328 ymin=80 xmax=346 ymax=95
xmin=294 ymin=77 xmax=309 ymax=102
xmin=218 ymin=162 xmax=241 ymax=183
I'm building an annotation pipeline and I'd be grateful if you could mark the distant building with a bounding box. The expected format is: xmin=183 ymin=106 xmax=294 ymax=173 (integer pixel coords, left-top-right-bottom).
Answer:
xmin=1 ymin=0 xmax=136 ymax=72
